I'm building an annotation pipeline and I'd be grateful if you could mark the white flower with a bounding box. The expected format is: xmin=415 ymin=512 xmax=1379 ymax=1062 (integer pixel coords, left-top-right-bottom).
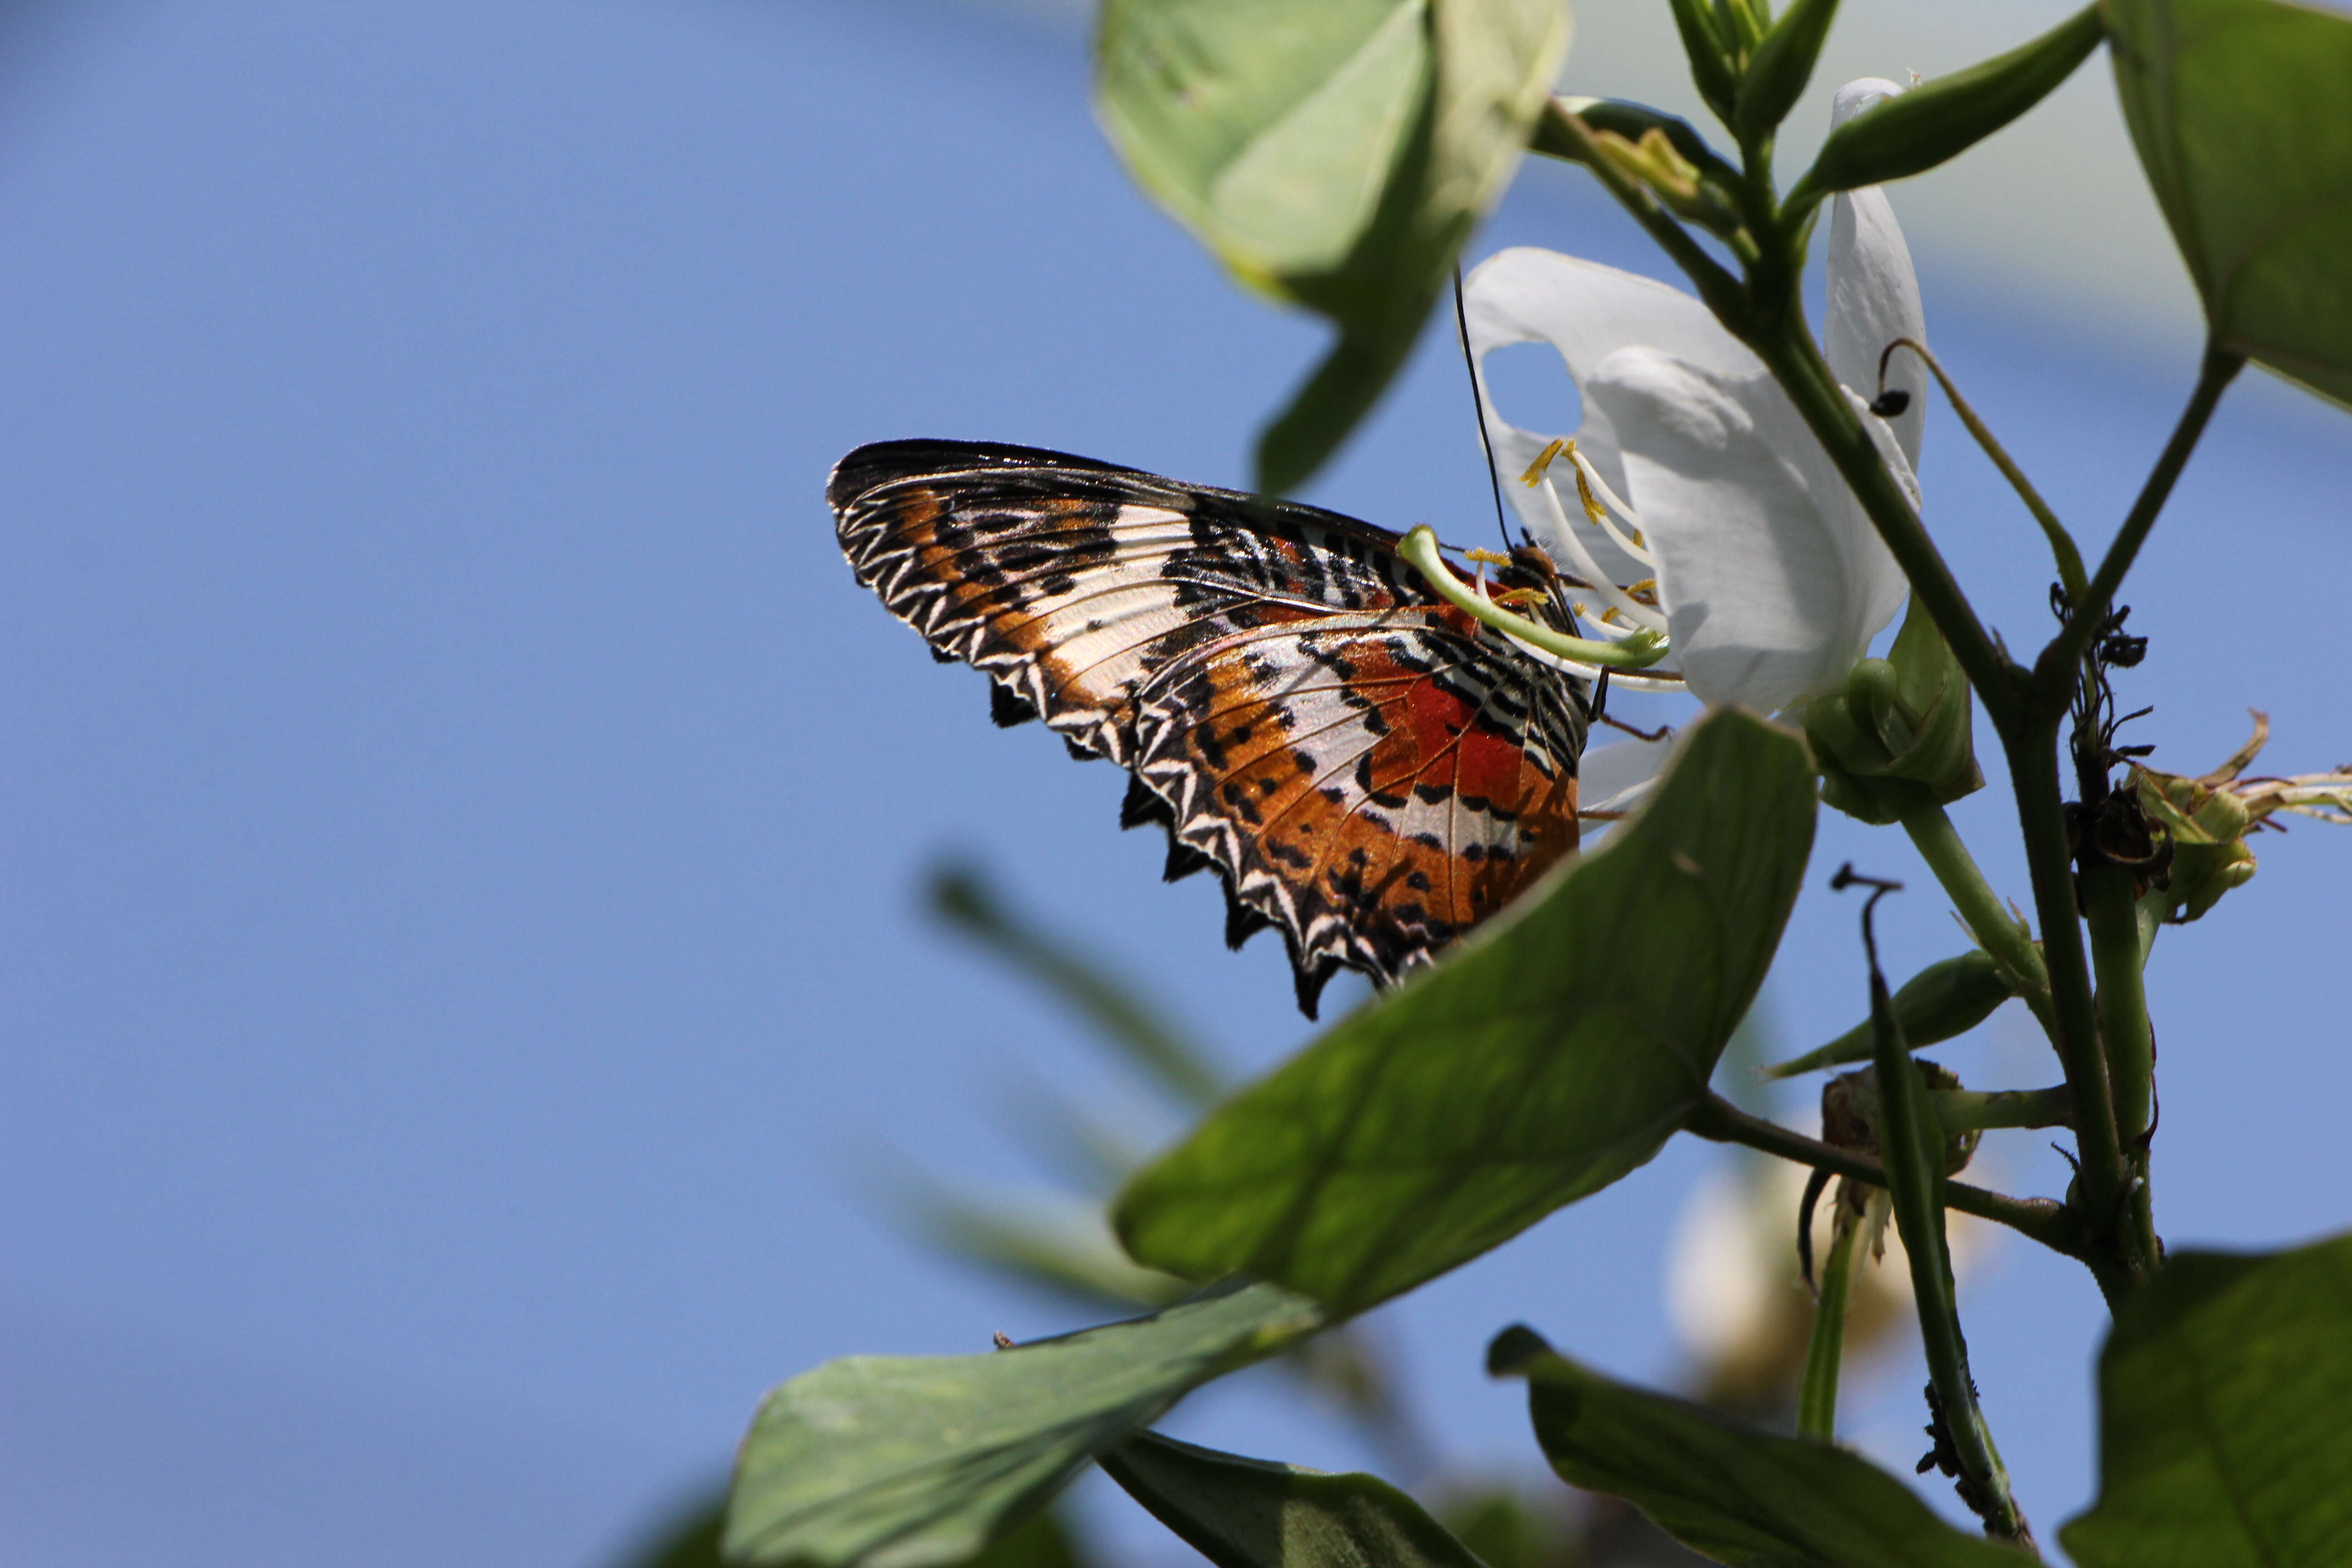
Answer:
xmin=1463 ymin=79 xmax=1927 ymax=810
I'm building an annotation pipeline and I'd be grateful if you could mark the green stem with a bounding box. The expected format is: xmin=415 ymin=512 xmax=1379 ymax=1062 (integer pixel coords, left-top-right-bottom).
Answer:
xmin=2001 ymin=718 xmax=2134 ymax=1285
xmin=2083 ymin=870 xmax=2155 ymax=1146
xmin=1855 ymin=886 xmax=2029 ymax=1545
xmin=2034 ymin=347 xmax=2243 ymax=700
xmin=1933 ymin=1084 xmax=2073 ymax=1133
xmin=1797 ymin=1216 xmax=1859 ymax=1441
xmin=1540 ymin=102 xmax=1750 ymax=328
xmin=2084 ymin=864 xmax=2160 ymax=1272
xmin=1898 ymin=803 xmax=2053 ymax=1032
xmin=1876 ymin=336 xmax=2087 ymax=598
xmin=1685 ymin=1094 xmax=2087 ymax=1259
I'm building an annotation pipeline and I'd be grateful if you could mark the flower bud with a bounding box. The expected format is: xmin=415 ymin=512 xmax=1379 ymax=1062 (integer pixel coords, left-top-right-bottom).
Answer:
xmin=1793 ymin=5 xmax=2103 ymax=198
xmin=1766 ymin=951 xmax=2015 ymax=1078
xmin=1732 ymin=0 xmax=1839 ymax=141
xmin=1807 ymin=596 xmax=1984 ymax=825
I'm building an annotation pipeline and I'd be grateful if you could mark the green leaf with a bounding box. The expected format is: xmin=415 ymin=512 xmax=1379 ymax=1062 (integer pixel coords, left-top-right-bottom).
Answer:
xmin=2107 ymin=0 xmax=2352 ymax=407
xmin=1764 ymin=950 xmax=2014 ymax=1078
xmin=1795 ymin=5 xmax=2104 ymax=198
xmin=723 ymin=1281 xmax=1325 ymax=1568
xmin=2061 ymin=1234 xmax=2352 ymax=1568
xmin=1489 ymin=1329 xmax=2022 ymax=1568
xmin=1113 ymin=709 xmax=1817 ymax=1315
xmin=1730 ymin=0 xmax=1840 ymax=142
xmin=1099 ymin=1432 xmax=1489 ymax=1568
xmin=1093 ymin=0 xmax=1571 ymax=493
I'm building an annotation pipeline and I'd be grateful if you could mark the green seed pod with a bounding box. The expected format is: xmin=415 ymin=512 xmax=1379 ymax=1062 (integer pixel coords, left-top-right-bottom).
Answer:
xmin=1767 ymin=950 xmax=2017 ymax=1078
xmin=1794 ymin=5 xmax=2105 ymax=198
xmin=1731 ymin=0 xmax=1841 ymax=142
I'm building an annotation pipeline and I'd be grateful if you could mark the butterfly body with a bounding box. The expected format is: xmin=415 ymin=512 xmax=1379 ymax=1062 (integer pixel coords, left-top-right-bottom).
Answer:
xmin=831 ymin=439 xmax=1592 ymax=1015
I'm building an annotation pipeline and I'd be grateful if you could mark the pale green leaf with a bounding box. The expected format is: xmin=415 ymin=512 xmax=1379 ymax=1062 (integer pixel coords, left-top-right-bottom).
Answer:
xmin=1112 ymin=709 xmax=1817 ymax=1315
xmin=2108 ymin=0 xmax=2352 ymax=406
xmin=723 ymin=1282 xmax=1324 ymax=1568
xmin=1094 ymin=0 xmax=1570 ymax=491
xmin=1491 ymin=1330 xmax=2021 ymax=1568
xmin=2061 ymin=1234 xmax=2352 ymax=1567
xmin=1100 ymin=1431 xmax=1488 ymax=1568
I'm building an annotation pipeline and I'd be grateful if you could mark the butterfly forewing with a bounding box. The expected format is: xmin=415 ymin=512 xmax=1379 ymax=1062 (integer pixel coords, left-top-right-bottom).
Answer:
xmin=831 ymin=439 xmax=1591 ymax=1015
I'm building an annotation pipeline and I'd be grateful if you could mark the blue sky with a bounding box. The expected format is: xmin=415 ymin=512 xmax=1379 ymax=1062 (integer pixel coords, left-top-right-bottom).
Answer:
xmin=5 ymin=2 xmax=2348 ymax=1563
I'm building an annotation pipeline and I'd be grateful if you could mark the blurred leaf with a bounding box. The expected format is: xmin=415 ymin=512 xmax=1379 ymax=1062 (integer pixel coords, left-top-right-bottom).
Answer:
xmin=1489 ymin=1329 xmax=2021 ymax=1568
xmin=614 ymin=1492 xmax=727 ymax=1568
xmin=931 ymin=863 xmax=1226 ymax=1109
xmin=906 ymin=1183 xmax=1189 ymax=1312
xmin=1434 ymin=1488 xmax=1587 ymax=1568
xmin=1763 ymin=950 xmax=2014 ymax=1078
xmin=1100 ymin=1431 xmax=1488 ymax=1568
xmin=1113 ymin=710 xmax=1817 ymax=1314
xmin=2061 ymin=1234 xmax=2352 ymax=1567
xmin=2108 ymin=0 xmax=2352 ymax=407
xmin=1094 ymin=0 xmax=1571 ymax=492
xmin=1796 ymin=5 xmax=2103 ymax=195
xmin=725 ymin=1281 xmax=1324 ymax=1568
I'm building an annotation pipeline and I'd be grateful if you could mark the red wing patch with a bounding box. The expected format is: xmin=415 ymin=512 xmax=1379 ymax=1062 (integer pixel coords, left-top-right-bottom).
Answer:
xmin=831 ymin=439 xmax=1592 ymax=1016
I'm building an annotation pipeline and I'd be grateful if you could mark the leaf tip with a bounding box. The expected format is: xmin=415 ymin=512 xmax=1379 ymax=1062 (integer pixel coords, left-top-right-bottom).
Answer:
xmin=1486 ymin=1323 xmax=1554 ymax=1377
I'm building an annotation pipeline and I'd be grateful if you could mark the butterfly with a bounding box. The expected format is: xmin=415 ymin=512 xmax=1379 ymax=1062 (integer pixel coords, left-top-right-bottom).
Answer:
xmin=831 ymin=439 xmax=1595 ymax=1017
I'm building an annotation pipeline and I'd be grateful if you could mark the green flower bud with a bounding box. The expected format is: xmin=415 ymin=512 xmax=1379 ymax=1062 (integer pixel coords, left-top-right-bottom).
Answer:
xmin=1766 ymin=950 xmax=2016 ymax=1078
xmin=1792 ymin=5 xmax=2104 ymax=201
xmin=1731 ymin=0 xmax=1840 ymax=142
xmin=1807 ymin=595 xmax=1984 ymax=825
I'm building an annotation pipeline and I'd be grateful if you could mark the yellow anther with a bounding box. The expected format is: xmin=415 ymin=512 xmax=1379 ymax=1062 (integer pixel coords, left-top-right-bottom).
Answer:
xmin=1463 ymin=547 xmax=1514 ymax=567
xmin=1492 ymin=587 xmax=1548 ymax=607
xmin=1518 ymin=438 xmax=1568 ymax=486
xmin=1623 ymin=577 xmax=1660 ymax=606
xmin=1569 ymin=461 xmax=1607 ymax=526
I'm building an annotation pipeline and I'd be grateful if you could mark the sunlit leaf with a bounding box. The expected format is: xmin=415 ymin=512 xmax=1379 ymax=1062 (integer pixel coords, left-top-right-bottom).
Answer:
xmin=1113 ymin=709 xmax=1817 ymax=1314
xmin=2108 ymin=0 xmax=2352 ymax=406
xmin=2061 ymin=1234 xmax=2352 ymax=1568
xmin=1100 ymin=1431 xmax=1488 ymax=1568
xmin=724 ymin=1282 xmax=1324 ymax=1568
xmin=1490 ymin=1329 xmax=2021 ymax=1568
xmin=1094 ymin=0 xmax=1571 ymax=491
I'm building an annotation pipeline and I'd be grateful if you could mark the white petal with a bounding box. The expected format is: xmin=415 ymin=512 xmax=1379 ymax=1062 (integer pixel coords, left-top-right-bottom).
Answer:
xmin=1462 ymin=248 xmax=1757 ymax=579
xmin=1825 ymin=79 xmax=1927 ymax=473
xmin=1579 ymin=731 xmax=1673 ymax=813
xmin=1586 ymin=347 xmax=1889 ymax=711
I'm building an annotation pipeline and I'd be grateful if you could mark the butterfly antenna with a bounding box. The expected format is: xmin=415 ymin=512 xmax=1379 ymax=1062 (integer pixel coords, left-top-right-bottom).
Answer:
xmin=1454 ymin=264 xmax=1513 ymax=553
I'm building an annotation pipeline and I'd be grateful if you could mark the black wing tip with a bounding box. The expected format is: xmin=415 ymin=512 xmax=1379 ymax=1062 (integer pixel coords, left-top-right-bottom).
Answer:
xmin=989 ymin=681 xmax=1039 ymax=728
xmin=828 ymin=439 xmax=1135 ymax=512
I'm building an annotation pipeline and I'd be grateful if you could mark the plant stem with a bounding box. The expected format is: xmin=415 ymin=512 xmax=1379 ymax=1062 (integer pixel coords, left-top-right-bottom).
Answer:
xmin=1933 ymin=1084 xmax=2073 ymax=1133
xmin=1852 ymin=881 xmax=2029 ymax=1545
xmin=2034 ymin=347 xmax=2243 ymax=699
xmin=1797 ymin=1216 xmax=1859 ymax=1441
xmin=1876 ymin=337 xmax=2087 ymax=597
xmin=1999 ymin=718 xmax=2134 ymax=1273
xmin=1752 ymin=326 xmax=2022 ymax=729
xmin=2083 ymin=864 xmax=2160 ymax=1270
xmin=2082 ymin=871 xmax=2155 ymax=1145
xmin=1685 ymin=1094 xmax=2086 ymax=1259
xmin=1898 ymin=803 xmax=2053 ymax=1031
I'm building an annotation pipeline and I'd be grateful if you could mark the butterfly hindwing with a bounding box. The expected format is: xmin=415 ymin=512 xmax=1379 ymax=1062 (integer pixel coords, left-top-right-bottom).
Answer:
xmin=831 ymin=439 xmax=1591 ymax=1015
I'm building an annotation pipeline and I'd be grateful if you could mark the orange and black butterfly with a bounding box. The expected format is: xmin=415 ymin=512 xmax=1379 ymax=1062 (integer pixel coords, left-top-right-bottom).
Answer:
xmin=831 ymin=440 xmax=1594 ymax=1016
